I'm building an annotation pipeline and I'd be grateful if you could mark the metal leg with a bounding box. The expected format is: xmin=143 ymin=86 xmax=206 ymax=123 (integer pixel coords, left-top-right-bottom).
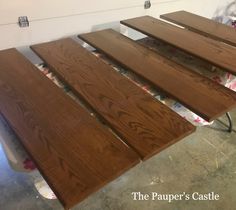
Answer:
xmin=226 ymin=112 xmax=233 ymax=133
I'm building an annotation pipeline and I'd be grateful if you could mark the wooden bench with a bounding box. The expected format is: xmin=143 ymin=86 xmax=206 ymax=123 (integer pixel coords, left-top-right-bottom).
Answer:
xmin=79 ymin=29 xmax=236 ymax=122
xmin=160 ymin=10 xmax=236 ymax=47
xmin=120 ymin=16 xmax=236 ymax=75
xmin=0 ymin=49 xmax=140 ymax=210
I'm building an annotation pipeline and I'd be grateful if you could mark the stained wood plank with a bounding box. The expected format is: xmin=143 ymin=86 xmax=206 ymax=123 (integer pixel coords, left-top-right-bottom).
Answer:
xmin=31 ymin=38 xmax=195 ymax=160
xmin=0 ymin=48 xmax=140 ymax=209
xmin=79 ymin=29 xmax=236 ymax=121
xmin=121 ymin=16 xmax=236 ymax=75
xmin=160 ymin=10 xmax=236 ymax=47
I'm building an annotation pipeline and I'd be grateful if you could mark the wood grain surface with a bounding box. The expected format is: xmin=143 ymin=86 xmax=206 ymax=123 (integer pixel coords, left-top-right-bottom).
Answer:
xmin=79 ymin=29 xmax=236 ymax=121
xmin=0 ymin=48 xmax=140 ymax=209
xmin=121 ymin=16 xmax=236 ymax=75
xmin=31 ymin=38 xmax=195 ymax=160
xmin=160 ymin=10 xmax=236 ymax=47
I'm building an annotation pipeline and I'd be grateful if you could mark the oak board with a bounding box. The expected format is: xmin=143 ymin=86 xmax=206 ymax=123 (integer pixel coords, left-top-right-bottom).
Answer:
xmin=121 ymin=16 xmax=236 ymax=75
xmin=160 ymin=10 xmax=236 ymax=47
xmin=79 ymin=29 xmax=236 ymax=121
xmin=0 ymin=48 xmax=140 ymax=209
xmin=31 ymin=38 xmax=195 ymax=160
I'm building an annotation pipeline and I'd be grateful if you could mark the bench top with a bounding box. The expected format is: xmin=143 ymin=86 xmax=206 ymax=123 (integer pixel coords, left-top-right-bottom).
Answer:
xmin=0 ymin=48 xmax=140 ymax=209
xmin=31 ymin=38 xmax=195 ymax=160
xmin=121 ymin=16 xmax=236 ymax=75
xmin=79 ymin=29 xmax=236 ymax=122
xmin=160 ymin=10 xmax=236 ymax=47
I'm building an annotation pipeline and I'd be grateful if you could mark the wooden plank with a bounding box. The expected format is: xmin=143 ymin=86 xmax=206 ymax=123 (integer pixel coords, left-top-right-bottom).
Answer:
xmin=31 ymin=38 xmax=195 ymax=160
xmin=79 ymin=29 xmax=236 ymax=121
xmin=121 ymin=16 xmax=236 ymax=75
xmin=0 ymin=48 xmax=140 ymax=210
xmin=160 ymin=10 xmax=236 ymax=47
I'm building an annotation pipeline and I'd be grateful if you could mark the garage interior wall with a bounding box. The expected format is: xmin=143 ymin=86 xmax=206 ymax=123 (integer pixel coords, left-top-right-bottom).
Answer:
xmin=0 ymin=0 xmax=235 ymax=51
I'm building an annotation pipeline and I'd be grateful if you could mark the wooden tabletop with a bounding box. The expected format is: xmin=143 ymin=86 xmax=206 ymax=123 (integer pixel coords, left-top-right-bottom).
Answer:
xmin=0 ymin=48 xmax=140 ymax=210
xmin=160 ymin=10 xmax=236 ymax=47
xmin=121 ymin=16 xmax=236 ymax=75
xmin=31 ymin=38 xmax=195 ymax=160
xmin=79 ymin=29 xmax=236 ymax=122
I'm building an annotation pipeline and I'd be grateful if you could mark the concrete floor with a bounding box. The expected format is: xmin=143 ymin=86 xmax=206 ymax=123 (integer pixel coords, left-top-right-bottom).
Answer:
xmin=0 ymin=109 xmax=236 ymax=210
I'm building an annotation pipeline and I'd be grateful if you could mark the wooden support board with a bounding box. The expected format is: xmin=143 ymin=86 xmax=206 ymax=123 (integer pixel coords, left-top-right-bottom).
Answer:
xmin=121 ymin=16 xmax=236 ymax=75
xmin=79 ymin=29 xmax=236 ymax=121
xmin=160 ymin=10 xmax=236 ymax=47
xmin=0 ymin=48 xmax=140 ymax=209
xmin=31 ymin=38 xmax=195 ymax=160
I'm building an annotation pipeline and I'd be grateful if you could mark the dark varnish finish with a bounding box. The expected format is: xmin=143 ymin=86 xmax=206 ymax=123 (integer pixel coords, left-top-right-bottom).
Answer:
xmin=0 ymin=49 xmax=140 ymax=209
xmin=161 ymin=10 xmax=236 ymax=47
xmin=31 ymin=38 xmax=195 ymax=160
xmin=121 ymin=16 xmax=236 ymax=75
xmin=79 ymin=29 xmax=236 ymax=121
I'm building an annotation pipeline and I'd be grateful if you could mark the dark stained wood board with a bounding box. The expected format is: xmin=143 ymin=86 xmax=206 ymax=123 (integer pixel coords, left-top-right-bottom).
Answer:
xmin=0 ymin=48 xmax=140 ymax=209
xmin=78 ymin=29 xmax=236 ymax=122
xmin=120 ymin=16 xmax=236 ymax=75
xmin=160 ymin=10 xmax=236 ymax=47
xmin=31 ymin=38 xmax=195 ymax=160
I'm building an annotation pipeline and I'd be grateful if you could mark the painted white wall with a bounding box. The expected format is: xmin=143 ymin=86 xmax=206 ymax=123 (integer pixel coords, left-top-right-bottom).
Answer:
xmin=0 ymin=0 xmax=235 ymax=51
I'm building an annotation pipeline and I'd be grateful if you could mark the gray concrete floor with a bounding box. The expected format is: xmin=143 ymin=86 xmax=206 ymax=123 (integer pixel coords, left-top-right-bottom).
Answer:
xmin=0 ymin=109 xmax=235 ymax=210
